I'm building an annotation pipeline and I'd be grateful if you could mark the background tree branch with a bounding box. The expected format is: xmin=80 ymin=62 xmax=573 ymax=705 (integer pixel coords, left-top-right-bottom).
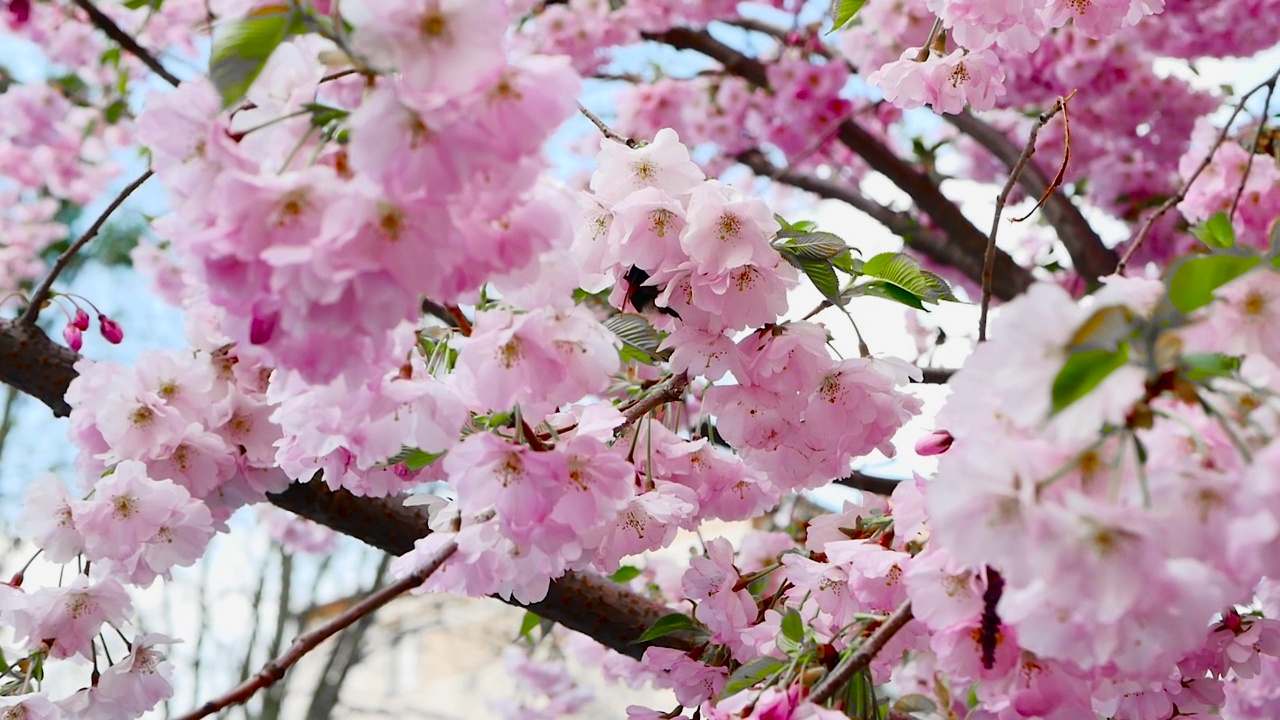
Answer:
xmin=947 ymin=111 xmax=1117 ymax=282
xmin=650 ymin=27 xmax=1033 ymax=299
xmin=717 ymin=16 xmax=1112 ymax=284
xmin=737 ymin=150 xmax=1032 ymax=299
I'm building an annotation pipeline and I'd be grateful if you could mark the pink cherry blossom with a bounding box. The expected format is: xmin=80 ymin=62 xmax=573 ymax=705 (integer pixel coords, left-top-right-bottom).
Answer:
xmin=3 ymin=575 xmax=132 ymax=659
xmin=589 ymin=127 xmax=704 ymax=205
xmin=95 ymin=633 xmax=176 ymax=714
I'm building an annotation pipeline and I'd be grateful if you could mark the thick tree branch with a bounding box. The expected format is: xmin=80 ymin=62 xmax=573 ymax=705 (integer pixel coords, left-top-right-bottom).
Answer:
xmin=947 ymin=111 xmax=1116 ymax=282
xmin=737 ymin=150 xmax=1031 ymax=300
xmin=0 ymin=320 xmax=79 ymax=417
xmin=718 ymin=16 xmax=1112 ymax=283
xmin=0 ymin=320 xmax=695 ymax=661
xmin=650 ymin=27 xmax=1032 ymax=299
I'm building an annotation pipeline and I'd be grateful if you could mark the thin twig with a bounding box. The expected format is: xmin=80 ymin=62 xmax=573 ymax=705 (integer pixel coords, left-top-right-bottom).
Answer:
xmin=1118 ymin=65 xmax=1280 ymax=274
xmin=1230 ymin=78 xmax=1278 ymax=220
xmin=420 ymin=299 xmax=460 ymax=329
xmin=577 ymin=103 xmax=637 ymax=148
xmin=19 ymin=169 xmax=154 ymax=326
xmin=913 ymin=18 xmax=944 ymax=62
xmin=70 ymin=0 xmax=182 ymax=87
xmin=1010 ymin=90 xmax=1075 ymax=223
xmin=444 ymin=305 xmax=471 ymax=336
xmin=979 ymin=95 xmax=1073 ymax=342
xmin=177 ymin=540 xmax=458 ymax=720
xmin=807 ymin=600 xmax=913 ymax=705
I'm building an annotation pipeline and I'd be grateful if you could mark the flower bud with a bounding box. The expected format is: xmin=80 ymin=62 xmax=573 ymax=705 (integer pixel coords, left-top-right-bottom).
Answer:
xmin=914 ymin=429 xmax=954 ymax=456
xmin=73 ymin=307 xmax=90 ymax=330
xmin=63 ymin=324 xmax=83 ymax=351
xmin=98 ymin=314 xmax=124 ymax=344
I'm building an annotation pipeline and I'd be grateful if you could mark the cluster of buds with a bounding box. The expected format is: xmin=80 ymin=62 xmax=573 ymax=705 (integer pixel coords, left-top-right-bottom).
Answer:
xmin=54 ymin=296 xmax=123 ymax=351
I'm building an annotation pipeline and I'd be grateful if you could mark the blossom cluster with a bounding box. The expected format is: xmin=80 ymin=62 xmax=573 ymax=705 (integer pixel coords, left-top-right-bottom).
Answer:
xmin=3 ymin=0 xmax=1280 ymax=717
xmin=137 ymin=0 xmax=580 ymax=384
xmin=391 ymin=129 xmax=919 ymax=603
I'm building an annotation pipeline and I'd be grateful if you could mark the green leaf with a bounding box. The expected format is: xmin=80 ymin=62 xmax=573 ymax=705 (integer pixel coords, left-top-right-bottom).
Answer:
xmin=518 ymin=611 xmax=541 ymax=640
xmin=633 ymin=612 xmax=697 ymax=644
xmin=829 ymin=0 xmax=868 ymax=32
xmin=780 ymin=610 xmax=805 ymax=644
xmin=619 ymin=344 xmax=660 ymax=366
xmin=1190 ymin=211 xmax=1235 ymax=249
xmin=1181 ymin=352 xmax=1241 ymax=382
xmin=604 ymin=312 xmax=660 ymax=352
xmin=775 ymin=232 xmax=855 ymax=262
xmin=404 ymin=449 xmax=443 ymax=471
xmin=52 ymin=73 xmax=88 ymax=99
xmin=773 ymin=215 xmax=819 ymax=237
xmin=845 ymin=280 xmax=927 ymax=311
xmin=1068 ymin=305 xmax=1135 ymax=352
xmin=861 ymin=252 xmax=957 ymax=303
xmin=104 ymin=99 xmax=128 ymax=124
xmin=209 ymin=4 xmax=303 ymax=108
xmin=776 ymin=630 xmax=802 ymax=656
xmin=1051 ymin=344 xmax=1131 ymax=414
xmin=604 ymin=312 xmax=664 ymax=364
xmin=721 ymin=656 xmax=787 ymax=698
xmin=375 ymin=447 xmax=444 ymax=470
xmin=799 ymin=258 xmax=841 ymax=301
xmin=122 ymin=0 xmax=162 ymax=8
xmin=609 ymin=566 xmax=642 ymax=583
xmin=893 ymin=694 xmax=938 ymax=714
xmin=304 ymin=102 xmax=350 ymax=127
xmin=1166 ymin=254 xmax=1261 ymax=313
xmin=830 ymin=252 xmax=862 ymax=274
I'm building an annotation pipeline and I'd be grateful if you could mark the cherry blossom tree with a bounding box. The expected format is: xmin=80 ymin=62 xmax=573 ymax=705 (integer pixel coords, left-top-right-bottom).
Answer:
xmin=0 ymin=0 xmax=1279 ymax=718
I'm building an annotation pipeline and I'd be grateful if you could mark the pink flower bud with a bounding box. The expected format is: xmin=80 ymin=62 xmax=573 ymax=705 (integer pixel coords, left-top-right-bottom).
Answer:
xmin=915 ymin=429 xmax=954 ymax=456
xmin=250 ymin=311 xmax=278 ymax=345
xmin=6 ymin=0 xmax=30 ymax=26
xmin=73 ymin=307 xmax=90 ymax=330
xmin=63 ymin=324 xmax=83 ymax=351
xmin=98 ymin=314 xmax=124 ymax=344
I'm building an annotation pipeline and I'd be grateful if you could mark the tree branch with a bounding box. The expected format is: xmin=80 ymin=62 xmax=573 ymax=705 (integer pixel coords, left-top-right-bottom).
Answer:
xmin=1118 ymin=64 xmax=1280 ymax=273
xmin=0 ymin=320 xmax=697 ymax=662
xmin=980 ymin=96 xmax=1072 ymax=342
xmin=833 ymin=471 xmax=901 ymax=496
xmin=737 ymin=150 xmax=1031 ymax=300
xmin=947 ymin=111 xmax=1116 ymax=283
xmin=176 ymin=538 xmax=460 ymax=720
xmin=618 ymin=372 xmax=689 ymax=431
xmin=18 ymin=169 xmax=154 ymax=326
xmin=649 ymin=27 xmax=1032 ymax=300
xmin=710 ymin=16 xmax=1113 ymax=284
xmin=70 ymin=0 xmax=182 ymax=87
xmin=807 ymin=600 xmax=914 ymax=705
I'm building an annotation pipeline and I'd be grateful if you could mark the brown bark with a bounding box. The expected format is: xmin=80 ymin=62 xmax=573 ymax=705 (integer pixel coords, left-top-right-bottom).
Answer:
xmin=0 ymin=320 xmax=693 ymax=661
